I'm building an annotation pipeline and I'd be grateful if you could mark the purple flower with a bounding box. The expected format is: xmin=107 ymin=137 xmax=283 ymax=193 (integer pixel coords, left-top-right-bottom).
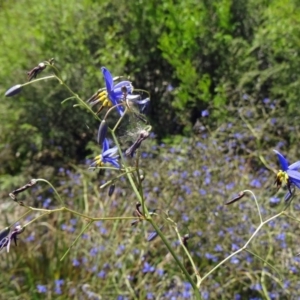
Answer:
xmin=36 ymin=284 xmax=47 ymax=293
xmin=201 ymin=109 xmax=209 ymax=117
xmin=91 ymin=138 xmax=119 ymax=168
xmin=101 ymin=67 xmax=133 ymax=116
xmin=142 ymin=262 xmax=155 ymax=273
xmin=274 ymin=150 xmax=300 ymax=199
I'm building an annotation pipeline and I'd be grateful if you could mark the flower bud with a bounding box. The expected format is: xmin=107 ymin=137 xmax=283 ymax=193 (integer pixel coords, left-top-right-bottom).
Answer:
xmin=108 ymin=184 xmax=115 ymax=197
xmin=97 ymin=120 xmax=107 ymax=145
xmin=0 ymin=227 xmax=10 ymax=242
xmin=5 ymin=84 xmax=22 ymax=97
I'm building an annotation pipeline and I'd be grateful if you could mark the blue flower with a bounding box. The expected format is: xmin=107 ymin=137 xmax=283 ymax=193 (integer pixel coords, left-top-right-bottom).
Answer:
xmin=274 ymin=150 xmax=300 ymax=198
xmin=36 ymin=284 xmax=47 ymax=293
xmin=101 ymin=67 xmax=134 ymax=116
xmin=88 ymin=67 xmax=150 ymax=117
xmin=91 ymin=138 xmax=120 ymax=168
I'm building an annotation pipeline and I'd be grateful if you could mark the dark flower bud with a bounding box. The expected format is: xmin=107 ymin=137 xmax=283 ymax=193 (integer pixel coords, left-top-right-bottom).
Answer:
xmin=0 ymin=227 xmax=10 ymax=242
xmin=5 ymin=84 xmax=22 ymax=97
xmin=9 ymin=179 xmax=38 ymax=201
xmin=0 ymin=225 xmax=24 ymax=252
xmin=97 ymin=120 xmax=107 ymax=145
xmin=27 ymin=62 xmax=47 ymax=81
xmin=108 ymin=184 xmax=115 ymax=197
xmin=182 ymin=234 xmax=190 ymax=248
xmin=225 ymin=191 xmax=245 ymax=205
xmin=125 ymin=130 xmax=150 ymax=157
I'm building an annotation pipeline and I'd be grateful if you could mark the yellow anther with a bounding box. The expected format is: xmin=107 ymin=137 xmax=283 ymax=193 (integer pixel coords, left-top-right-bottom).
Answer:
xmin=102 ymin=100 xmax=108 ymax=107
xmin=94 ymin=155 xmax=104 ymax=167
xmin=277 ymin=170 xmax=289 ymax=185
xmin=99 ymin=94 xmax=107 ymax=102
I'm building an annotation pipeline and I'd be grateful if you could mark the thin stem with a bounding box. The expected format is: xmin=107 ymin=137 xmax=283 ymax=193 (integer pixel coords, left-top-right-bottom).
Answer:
xmin=48 ymin=65 xmax=101 ymax=122
xmin=149 ymin=219 xmax=201 ymax=299
xmin=11 ymin=209 xmax=31 ymax=227
xmin=245 ymin=249 xmax=282 ymax=280
xmin=61 ymin=96 xmax=77 ymax=104
xmin=60 ymin=221 xmax=93 ymax=261
xmin=199 ymin=211 xmax=284 ymax=284
xmin=23 ymin=206 xmax=139 ymax=227
xmin=21 ymin=75 xmax=56 ymax=86
xmin=244 ymin=190 xmax=263 ymax=224
xmin=99 ymin=168 xmax=136 ymax=189
xmin=35 ymin=178 xmax=64 ymax=206
xmin=174 ymin=225 xmax=202 ymax=285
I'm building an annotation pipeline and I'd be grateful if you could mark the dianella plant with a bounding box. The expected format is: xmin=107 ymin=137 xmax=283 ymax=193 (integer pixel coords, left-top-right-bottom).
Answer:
xmin=4 ymin=59 xmax=300 ymax=299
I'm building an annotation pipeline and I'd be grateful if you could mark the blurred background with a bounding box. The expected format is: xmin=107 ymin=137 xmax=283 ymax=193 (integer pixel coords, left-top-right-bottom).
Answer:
xmin=1 ymin=0 xmax=300 ymax=299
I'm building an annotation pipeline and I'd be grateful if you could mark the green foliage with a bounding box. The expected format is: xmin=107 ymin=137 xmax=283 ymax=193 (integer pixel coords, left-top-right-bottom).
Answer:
xmin=3 ymin=1 xmax=300 ymax=297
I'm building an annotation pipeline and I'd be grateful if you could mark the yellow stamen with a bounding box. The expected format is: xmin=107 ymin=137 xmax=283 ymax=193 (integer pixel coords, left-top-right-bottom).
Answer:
xmin=277 ymin=170 xmax=289 ymax=185
xmin=99 ymin=94 xmax=107 ymax=102
xmin=94 ymin=155 xmax=104 ymax=167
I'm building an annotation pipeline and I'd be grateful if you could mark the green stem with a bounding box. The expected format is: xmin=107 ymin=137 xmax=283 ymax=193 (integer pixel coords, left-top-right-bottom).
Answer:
xmin=21 ymin=75 xmax=56 ymax=87
xmin=149 ymin=219 xmax=201 ymax=299
xmin=60 ymin=221 xmax=93 ymax=261
xmin=244 ymin=190 xmax=263 ymax=224
xmin=199 ymin=211 xmax=284 ymax=284
xmin=35 ymin=178 xmax=64 ymax=206
xmin=174 ymin=225 xmax=202 ymax=285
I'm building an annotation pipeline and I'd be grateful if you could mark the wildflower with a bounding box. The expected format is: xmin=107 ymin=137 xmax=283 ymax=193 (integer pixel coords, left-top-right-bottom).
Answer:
xmin=274 ymin=150 xmax=300 ymax=199
xmin=0 ymin=225 xmax=25 ymax=253
xmin=87 ymin=67 xmax=133 ymax=116
xmin=36 ymin=284 xmax=47 ymax=293
xmin=5 ymin=84 xmax=22 ymax=97
xmin=91 ymin=138 xmax=119 ymax=168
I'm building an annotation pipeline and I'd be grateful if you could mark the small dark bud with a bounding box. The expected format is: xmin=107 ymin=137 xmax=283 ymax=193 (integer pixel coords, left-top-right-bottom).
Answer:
xmin=182 ymin=234 xmax=189 ymax=248
xmin=108 ymin=184 xmax=115 ymax=197
xmin=5 ymin=84 xmax=22 ymax=97
xmin=125 ymin=130 xmax=150 ymax=157
xmin=97 ymin=120 xmax=107 ymax=145
xmin=225 ymin=191 xmax=246 ymax=205
xmin=9 ymin=179 xmax=38 ymax=201
xmin=0 ymin=225 xmax=24 ymax=252
xmin=0 ymin=227 xmax=10 ymax=242
xmin=27 ymin=62 xmax=47 ymax=81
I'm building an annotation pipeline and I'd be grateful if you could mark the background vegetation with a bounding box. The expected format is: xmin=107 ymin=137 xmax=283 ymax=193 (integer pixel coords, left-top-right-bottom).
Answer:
xmin=1 ymin=0 xmax=300 ymax=298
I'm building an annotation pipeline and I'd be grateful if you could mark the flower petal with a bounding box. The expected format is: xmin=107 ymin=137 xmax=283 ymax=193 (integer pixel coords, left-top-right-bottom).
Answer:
xmin=101 ymin=67 xmax=114 ymax=92
xmin=103 ymin=146 xmax=118 ymax=158
xmin=287 ymin=169 xmax=300 ymax=183
xmin=288 ymin=160 xmax=300 ymax=171
xmin=102 ymin=138 xmax=110 ymax=152
xmin=273 ymin=150 xmax=289 ymax=171
xmin=105 ymin=157 xmax=120 ymax=168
